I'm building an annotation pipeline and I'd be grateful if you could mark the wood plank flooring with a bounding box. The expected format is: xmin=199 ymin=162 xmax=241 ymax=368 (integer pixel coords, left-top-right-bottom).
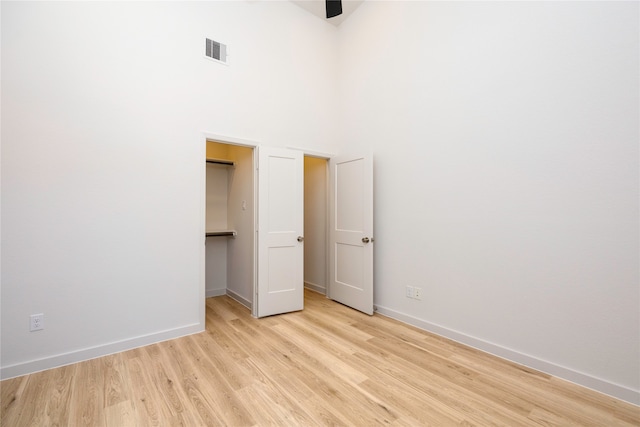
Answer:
xmin=2 ymin=289 xmax=638 ymax=426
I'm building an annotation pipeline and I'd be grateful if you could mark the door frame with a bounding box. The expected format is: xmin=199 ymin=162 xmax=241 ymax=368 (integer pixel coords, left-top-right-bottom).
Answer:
xmin=201 ymin=132 xmax=258 ymax=324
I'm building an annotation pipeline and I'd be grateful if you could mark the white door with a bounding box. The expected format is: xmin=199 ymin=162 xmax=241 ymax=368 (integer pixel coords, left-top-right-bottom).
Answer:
xmin=256 ymin=147 xmax=304 ymax=318
xmin=329 ymin=154 xmax=374 ymax=315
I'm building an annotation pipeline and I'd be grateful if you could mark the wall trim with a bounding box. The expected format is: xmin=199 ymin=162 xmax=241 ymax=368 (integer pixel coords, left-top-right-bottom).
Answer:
xmin=304 ymin=281 xmax=326 ymax=295
xmin=206 ymin=288 xmax=226 ymax=298
xmin=203 ymin=132 xmax=260 ymax=149
xmin=288 ymin=146 xmax=334 ymax=159
xmin=226 ymin=289 xmax=252 ymax=310
xmin=374 ymin=304 xmax=640 ymax=406
xmin=0 ymin=323 xmax=203 ymax=381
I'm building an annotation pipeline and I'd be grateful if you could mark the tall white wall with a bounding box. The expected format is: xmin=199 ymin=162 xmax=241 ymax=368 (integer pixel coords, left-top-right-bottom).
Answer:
xmin=1 ymin=1 xmax=337 ymax=377
xmin=337 ymin=1 xmax=639 ymax=402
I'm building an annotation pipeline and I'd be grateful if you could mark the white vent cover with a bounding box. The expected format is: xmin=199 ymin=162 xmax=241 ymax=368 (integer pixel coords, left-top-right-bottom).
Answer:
xmin=205 ymin=38 xmax=228 ymax=64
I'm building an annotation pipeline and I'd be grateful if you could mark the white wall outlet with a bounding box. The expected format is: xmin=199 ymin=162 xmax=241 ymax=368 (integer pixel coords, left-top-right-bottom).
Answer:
xmin=405 ymin=286 xmax=414 ymax=298
xmin=30 ymin=313 xmax=44 ymax=331
xmin=414 ymin=287 xmax=422 ymax=300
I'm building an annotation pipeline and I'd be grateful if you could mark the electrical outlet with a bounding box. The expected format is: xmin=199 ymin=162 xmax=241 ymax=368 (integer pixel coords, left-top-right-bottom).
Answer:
xmin=405 ymin=286 xmax=414 ymax=298
xmin=414 ymin=287 xmax=422 ymax=300
xmin=30 ymin=313 xmax=44 ymax=331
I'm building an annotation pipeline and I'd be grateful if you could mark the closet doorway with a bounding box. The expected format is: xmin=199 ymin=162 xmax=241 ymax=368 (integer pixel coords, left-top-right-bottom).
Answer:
xmin=204 ymin=139 xmax=329 ymax=315
xmin=205 ymin=140 xmax=255 ymax=308
xmin=303 ymin=156 xmax=329 ymax=297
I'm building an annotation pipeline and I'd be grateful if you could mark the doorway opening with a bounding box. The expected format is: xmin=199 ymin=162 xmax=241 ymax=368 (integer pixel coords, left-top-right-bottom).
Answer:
xmin=205 ymin=140 xmax=255 ymax=308
xmin=303 ymin=156 xmax=329 ymax=297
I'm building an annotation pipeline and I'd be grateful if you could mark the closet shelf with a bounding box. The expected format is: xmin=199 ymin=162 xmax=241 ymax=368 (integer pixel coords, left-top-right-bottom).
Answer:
xmin=206 ymin=158 xmax=235 ymax=166
xmin=206 ymin=230 xmax=237 ymax=237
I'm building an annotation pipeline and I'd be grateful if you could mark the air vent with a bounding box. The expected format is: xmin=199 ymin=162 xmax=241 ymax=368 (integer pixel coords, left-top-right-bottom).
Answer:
xmin=205 ymin=38 xmax=228 ymax=64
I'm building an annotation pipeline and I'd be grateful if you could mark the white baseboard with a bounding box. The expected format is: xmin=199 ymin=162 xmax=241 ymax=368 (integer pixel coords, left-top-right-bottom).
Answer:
xmin=226 ymin=289 xmax=252 ymax=309
xmin=304 ymin=281 xmax=326 ymax=295
xmin=0 ymin=323 xmax=203 ymax=381
xmin=206 ymin=288 xmax=226 ymax=298
xmin=374 ymin=304 xmax=639 ymax=406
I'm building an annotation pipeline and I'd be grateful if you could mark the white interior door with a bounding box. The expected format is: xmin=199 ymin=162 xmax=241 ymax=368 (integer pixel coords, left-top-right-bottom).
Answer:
xmin=329 ymin=154 xmax=374 ymax=315
xmin=256 ymin=147 xmax=304 ymax=318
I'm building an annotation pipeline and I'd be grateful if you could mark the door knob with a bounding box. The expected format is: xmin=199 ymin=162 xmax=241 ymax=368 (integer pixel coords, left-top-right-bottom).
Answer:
xmin=297 ymin=236 xmax=304 ymax=242
xmin=362 ymin=237 xmax=370 ymax=243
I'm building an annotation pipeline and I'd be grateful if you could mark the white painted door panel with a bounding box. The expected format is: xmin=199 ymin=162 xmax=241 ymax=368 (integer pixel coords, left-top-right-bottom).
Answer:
xmin=329 ymin=154 xmax=374 ymax=315
xmin=256 ymin=147 xmax=304 ymax=318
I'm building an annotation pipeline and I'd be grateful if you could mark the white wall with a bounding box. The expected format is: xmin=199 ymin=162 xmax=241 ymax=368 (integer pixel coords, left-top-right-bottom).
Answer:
xmin=337 ymin=1 xmax=639 ymax=403
xmin=1 ymin=1 xmax=338 ymax=377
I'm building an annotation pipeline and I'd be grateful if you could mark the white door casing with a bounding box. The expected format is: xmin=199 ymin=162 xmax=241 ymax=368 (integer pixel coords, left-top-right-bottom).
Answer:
xmin=329 ymin=154 xmax=374 ymax=315
xmin=256 ymin=147 xmax=304 ymax=318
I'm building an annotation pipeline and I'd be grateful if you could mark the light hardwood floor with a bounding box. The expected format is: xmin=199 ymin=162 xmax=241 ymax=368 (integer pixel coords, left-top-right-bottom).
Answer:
xmin=2 ymin=289 xmax=638 ymax=426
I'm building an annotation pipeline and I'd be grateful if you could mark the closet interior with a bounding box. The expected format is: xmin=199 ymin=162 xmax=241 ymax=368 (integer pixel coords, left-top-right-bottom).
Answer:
xmin=205 ymin=141 xmax=254 ymax=308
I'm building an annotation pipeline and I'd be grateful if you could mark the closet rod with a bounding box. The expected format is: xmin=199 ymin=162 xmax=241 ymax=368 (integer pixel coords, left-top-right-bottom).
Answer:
xmin=206 ymin=159 xmax=235 ymax=166
xmin=206 ymin=230 xmax=237 ymax=237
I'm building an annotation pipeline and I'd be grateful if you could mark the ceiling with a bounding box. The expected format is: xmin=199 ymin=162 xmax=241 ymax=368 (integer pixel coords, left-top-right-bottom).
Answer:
xmin=290 ymin=0 xmax=365 ymax=26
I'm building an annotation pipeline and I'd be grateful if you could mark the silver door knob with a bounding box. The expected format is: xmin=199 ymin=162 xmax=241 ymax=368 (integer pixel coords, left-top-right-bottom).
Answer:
xmin=297 ymin=236 xmax=304 ymax=242
xmin=362 ymin=237 xmax=370 ymax=243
